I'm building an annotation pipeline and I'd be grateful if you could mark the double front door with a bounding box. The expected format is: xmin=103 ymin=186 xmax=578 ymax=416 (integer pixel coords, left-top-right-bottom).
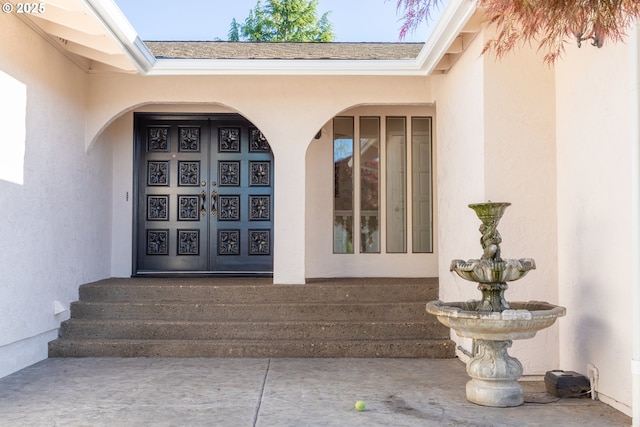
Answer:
xmin=134 ymin=114 xmax=273 ymax=275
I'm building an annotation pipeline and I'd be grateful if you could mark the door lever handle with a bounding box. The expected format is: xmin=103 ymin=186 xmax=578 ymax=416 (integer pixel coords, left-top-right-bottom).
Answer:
xmin=200 ymin=190 xmax=206 ymax=217
xmin=211 ymin=190 xmax=218 ymax=216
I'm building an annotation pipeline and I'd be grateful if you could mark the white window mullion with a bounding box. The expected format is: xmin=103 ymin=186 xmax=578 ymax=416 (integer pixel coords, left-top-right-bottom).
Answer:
xmin=406 ymin=117 xmax=414 ymax=253
xmin=353 ymin=116 xmax=361 ymax=253
xmin=379 ymin=117 xmax=387 ymax=254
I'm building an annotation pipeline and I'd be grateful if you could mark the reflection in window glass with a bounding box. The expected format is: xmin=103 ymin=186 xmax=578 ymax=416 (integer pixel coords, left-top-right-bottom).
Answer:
xmin=360 ymin=117 xmax=380 ymax=253
xmin=386 ymin=117 xmax=406 ymax=253
xmin=333 ymin=117 xmax=354 ymax=253
xmin=412 ymin=117 xmax=433 ymax=253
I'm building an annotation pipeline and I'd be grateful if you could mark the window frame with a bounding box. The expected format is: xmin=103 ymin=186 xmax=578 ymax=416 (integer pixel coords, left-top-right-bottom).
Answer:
xmin=332 ymin=114 xmax=433 ymax=255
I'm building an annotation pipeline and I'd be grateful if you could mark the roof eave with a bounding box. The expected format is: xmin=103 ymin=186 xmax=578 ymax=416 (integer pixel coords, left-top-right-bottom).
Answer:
xmin=83 ymin=0 xmax=156 ymax=73
xmin=417 ymin=0 xmax=478 ymax=74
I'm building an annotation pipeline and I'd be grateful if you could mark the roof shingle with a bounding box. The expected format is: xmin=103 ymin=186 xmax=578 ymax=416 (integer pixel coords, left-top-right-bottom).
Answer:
xmin=144 ymin=41 xmax=425 ymax=60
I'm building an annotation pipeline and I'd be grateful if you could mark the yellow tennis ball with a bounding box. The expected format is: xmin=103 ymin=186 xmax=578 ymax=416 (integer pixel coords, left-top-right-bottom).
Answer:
xmin=355 ymin=400 xmax=366 ymax=412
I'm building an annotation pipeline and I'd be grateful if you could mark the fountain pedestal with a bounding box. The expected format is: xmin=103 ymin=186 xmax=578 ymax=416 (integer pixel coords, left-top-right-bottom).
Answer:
xmin=426 ymin=202 xmax=565 ymax=407
xmin=466 ymin=340 xmax=524 ymax=406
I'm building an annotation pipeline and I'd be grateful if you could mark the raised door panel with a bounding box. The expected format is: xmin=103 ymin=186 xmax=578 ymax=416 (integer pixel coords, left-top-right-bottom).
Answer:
xmin=136 ymin=119 xmax=210 ymax=273
xmin=209 ymin=122 xmax=273 ymax=273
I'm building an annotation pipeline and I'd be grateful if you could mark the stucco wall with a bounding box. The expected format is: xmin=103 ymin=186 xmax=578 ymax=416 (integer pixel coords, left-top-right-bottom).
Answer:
xmin=556 ymin=39 xmax=634 ymax=415
xmin=0 ymin=15 xmax=112 ymax=377
xmin=106 ymin=113 xmax=133 ymax=277
xmin=433 ymin=31 xmax=486 ymax=305
xmin=434 ymin=30 xmax=560 ymax=374
xmin=482 ymin=39 xmax=559 ymax=374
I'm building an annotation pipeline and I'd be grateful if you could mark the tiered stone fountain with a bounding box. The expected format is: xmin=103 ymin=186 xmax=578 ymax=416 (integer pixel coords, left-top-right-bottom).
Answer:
xmin=427 ymin=202 xmax=566 ymax=407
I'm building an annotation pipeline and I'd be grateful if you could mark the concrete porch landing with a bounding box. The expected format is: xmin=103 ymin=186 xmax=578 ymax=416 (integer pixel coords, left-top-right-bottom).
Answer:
xmin=0 ymin=358 xmax=631 ymax=426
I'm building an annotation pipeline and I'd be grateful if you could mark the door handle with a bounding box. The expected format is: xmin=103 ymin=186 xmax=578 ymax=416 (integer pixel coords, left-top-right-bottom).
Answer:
xmin=200 ymin=190 xmax=206 ymax=217
xmin=211 ymin=190 xmax=218 ymax=216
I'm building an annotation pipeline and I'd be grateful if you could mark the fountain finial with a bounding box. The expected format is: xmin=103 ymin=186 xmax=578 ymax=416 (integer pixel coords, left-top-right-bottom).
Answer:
xmin=469 ymin=202 xmax=510 ymax=262
xmin=450 ymin=202 xmax=535 ymax=312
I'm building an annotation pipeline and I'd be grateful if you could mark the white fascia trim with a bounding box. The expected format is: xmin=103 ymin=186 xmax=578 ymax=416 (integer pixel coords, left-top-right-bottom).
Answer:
xmin=148 ymin=58 xmax=425 ymax=76
xmin=417 ymin=0 xmax=478 ymax=75
xmin=83 ymin=0 xmax=155 ymax=73
xmin=84 ymin=0 xmax=475 ymax=76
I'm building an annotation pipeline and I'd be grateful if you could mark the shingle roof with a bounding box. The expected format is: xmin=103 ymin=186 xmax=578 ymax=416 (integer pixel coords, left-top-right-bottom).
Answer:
xmin=144 ymin=41 xmax=425 ymax=60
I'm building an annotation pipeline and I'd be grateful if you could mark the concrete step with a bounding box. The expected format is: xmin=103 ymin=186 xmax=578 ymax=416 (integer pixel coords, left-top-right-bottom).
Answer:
xmin=78 ymin=278 xmax=439 ymax=303
xmin=48 ymin=338 xmax=455 ymax=358
xmin=69 ymin=301 xmax=429 ymax=321
xmin=49 ymin=277 xmax=455 ymax=359
xmin=58 ymin=319 xmax=450 ymax=341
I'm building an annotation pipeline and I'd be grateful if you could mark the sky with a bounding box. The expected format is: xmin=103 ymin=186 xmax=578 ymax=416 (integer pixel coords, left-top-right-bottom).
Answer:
xmin=114 ymin=0 xmax=438 ymax=43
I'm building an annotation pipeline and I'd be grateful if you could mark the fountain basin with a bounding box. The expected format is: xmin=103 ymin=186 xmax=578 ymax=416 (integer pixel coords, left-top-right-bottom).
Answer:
xmin=426 ymin=300 xmax=565 ymax=341
xmin=433 ymin=201 xmax=567 ymax=407
xmin=450 ymin=258 xmax=536 ymax=283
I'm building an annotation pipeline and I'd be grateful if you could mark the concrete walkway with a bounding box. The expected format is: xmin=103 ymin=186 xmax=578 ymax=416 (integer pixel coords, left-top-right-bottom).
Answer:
xmin=0 ymin=358 xmax=631 ymax=426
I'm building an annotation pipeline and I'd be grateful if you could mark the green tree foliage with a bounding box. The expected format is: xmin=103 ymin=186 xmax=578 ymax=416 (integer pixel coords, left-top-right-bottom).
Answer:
xmin=228 ymin=18 xmax=241 ymax=42
xmin=393 ymin=0 xmax=640 ymax=63
xmin=230 ymin=0 xmax=334 ymax=42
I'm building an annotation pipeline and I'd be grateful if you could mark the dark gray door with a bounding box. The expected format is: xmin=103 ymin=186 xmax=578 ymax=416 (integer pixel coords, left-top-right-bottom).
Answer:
xmin=134 ymin=114 xmax=273 ymax=275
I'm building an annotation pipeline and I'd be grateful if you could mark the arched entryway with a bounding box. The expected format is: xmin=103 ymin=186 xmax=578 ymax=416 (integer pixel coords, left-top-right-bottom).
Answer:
xmin=133 ymin=113 xmax=273 ymax=275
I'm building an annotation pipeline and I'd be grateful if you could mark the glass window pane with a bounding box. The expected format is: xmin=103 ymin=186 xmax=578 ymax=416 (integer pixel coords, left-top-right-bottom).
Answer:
xmin=386 ymin=117 xmax=406 ymax=253
xmin=360 ymin=117 xmax=380 ymax=253
xmin=412 ymin=117 xmax=433 ymax=253
xmin=333 ymin=117 xmax=354 ymax=253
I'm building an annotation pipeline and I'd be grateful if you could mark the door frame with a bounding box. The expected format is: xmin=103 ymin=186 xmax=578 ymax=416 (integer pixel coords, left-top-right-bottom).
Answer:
xmin=132 ymin=112 xmax=274 ymax=277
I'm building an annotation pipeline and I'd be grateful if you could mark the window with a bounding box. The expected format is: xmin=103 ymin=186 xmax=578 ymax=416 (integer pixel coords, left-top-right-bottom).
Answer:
xmin=333 ymin=117 xmax=354 ymax=253
xmin=386 ymin=117 xmax=407 ymax=253
xmin=360 ymin=117 xmax=380 ymax=253
xmin=412 ymin=117 xmax=433 ymax=253
xmin=333 ymin=115 xmax=433 ymax=254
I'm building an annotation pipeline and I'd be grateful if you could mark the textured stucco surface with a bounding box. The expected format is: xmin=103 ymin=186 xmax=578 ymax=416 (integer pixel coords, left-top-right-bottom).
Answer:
xmin=0 ymin=12 xmax=112 ymax=377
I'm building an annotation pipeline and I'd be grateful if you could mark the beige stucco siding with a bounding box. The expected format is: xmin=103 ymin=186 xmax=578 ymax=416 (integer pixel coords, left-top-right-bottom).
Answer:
xmin=556 ymin=37 xmax=635 ymax=415
xmin=85 ymin=74 xmax=433 ymax=150
xmin=433 ymin=29 xmax=560 ymax=375
xmin=0 ymin=13 xmax=111 ymax=377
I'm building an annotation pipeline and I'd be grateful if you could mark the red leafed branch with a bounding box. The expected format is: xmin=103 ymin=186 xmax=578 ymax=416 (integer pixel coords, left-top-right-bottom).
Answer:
xmin=393 ymin=0 xmax=640 ymax=64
